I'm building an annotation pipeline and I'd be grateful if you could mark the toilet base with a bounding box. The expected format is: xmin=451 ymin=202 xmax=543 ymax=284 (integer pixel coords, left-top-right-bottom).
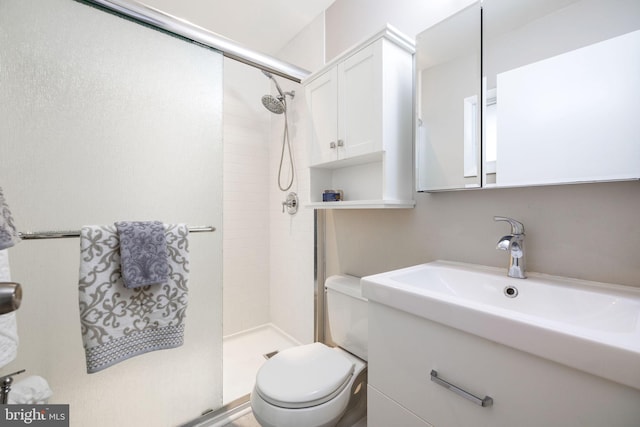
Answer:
xmin=336 ymin=367 xmax=367 ymax=427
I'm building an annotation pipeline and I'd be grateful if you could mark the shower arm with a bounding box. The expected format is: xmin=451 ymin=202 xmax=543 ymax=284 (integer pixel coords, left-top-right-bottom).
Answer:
xmin=280 ymin=90 xmax=296 ymax=100
xmin=262 ymin=70 xmax=286 ymax=98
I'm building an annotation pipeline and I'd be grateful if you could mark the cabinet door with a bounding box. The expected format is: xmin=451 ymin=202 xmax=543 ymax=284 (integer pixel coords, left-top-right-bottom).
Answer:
xmin=306 ymin=67 xmax=338 ymax=166
xmin=338 ymin=42 xmax=382 ymax=160
xmin=369 ymin=302 xmax=640 ymax=427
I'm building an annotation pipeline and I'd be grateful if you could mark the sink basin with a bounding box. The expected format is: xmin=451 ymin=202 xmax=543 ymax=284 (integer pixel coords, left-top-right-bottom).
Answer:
xmin=361 ymin=260 xmax=640 ymax=390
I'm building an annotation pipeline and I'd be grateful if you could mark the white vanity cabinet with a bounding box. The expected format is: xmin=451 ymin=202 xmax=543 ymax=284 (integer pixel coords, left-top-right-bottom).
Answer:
xmin=304 ymin=25 xmax=415 ymax=208
xmin=367 ymin=301 xmax=640 ymax=427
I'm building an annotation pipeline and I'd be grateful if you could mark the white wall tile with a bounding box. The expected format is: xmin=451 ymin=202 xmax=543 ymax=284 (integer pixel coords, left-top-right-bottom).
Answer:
xmin=223 ymin=59 xmax=272 ymax=335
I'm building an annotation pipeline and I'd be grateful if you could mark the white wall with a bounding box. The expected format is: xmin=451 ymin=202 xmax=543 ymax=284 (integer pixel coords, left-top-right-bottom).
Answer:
xmin=322 ymin=0 xmax=640 ymax=288
xmin=222 ymin=59 xmax=272 ymax=335
xmin=266 ymin=14 xmax=326 ymax=345
xmin=325 ymin=0 xmax=475 ymax=61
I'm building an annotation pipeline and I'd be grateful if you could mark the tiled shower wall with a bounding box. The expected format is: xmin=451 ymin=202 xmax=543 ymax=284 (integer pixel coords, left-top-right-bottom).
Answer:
xmin=267 ymin=78 xmax=315 ymax=345
xmin=223 ymin=14 xmax=322 ymax=344
xmin=267 ymin=14 xmax=325 ymax=346
xmin=223 ymin=59 xmax=272 ymax=335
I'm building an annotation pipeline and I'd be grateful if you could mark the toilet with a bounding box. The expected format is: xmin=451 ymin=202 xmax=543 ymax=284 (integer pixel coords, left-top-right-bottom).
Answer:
xmin=250 ymin=275 xmax=368 ymax=427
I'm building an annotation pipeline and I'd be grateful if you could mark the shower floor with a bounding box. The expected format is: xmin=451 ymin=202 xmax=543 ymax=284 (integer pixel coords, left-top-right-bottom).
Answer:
xmin=223 ymin=323 xmax=300 ymax=404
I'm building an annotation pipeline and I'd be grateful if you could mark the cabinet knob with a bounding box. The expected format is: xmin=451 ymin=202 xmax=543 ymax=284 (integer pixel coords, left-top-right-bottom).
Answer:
xmin=337 ymin=139 xmax=344 ymax=147
xmin=329 ymin=141 xmax=336 ymax=149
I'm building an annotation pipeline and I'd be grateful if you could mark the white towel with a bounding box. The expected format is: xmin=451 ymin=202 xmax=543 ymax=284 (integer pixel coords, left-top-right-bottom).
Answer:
xmin=7 ymin=376 xmax=53 ymax=404
xmin=0 ymin=187 xmax=21 ymax=250
xmin=0 ymin=249 xmax=18 ymax=368
xmin=0 ymin=249 xmax=11 ymax=282
xmin=78 ymin=224 xmax=189 ymax=373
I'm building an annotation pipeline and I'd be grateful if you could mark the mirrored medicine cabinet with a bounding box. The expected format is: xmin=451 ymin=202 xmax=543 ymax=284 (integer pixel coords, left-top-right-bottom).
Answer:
xmin=416 ymin=0 xmax=640 ymax=192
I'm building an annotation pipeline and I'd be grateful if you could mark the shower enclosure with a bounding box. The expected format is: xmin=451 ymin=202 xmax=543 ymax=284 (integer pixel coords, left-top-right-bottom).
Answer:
xmin=0 ymin=0 xmax=314 ymax=425
xmin=220 ymin=60 xmax=313 ymax=410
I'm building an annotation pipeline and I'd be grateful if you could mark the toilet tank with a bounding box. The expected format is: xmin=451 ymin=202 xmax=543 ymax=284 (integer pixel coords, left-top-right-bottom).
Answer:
xmin=325 ymin=275 xmax=368 ymax=361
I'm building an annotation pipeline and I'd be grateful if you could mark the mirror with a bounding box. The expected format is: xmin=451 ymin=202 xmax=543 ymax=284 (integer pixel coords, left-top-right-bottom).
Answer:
xmin=483 ymin=0 xmax=640 ymax=188
xmin=417 ymin=0 xmax=640 ymax=191
xmin=416 ymin=1 xmax=481 ymax=191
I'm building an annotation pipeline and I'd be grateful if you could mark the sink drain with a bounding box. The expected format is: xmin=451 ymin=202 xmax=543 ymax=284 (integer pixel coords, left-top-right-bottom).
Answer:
xmin=504 ymin=285 xmax=519 ymax=298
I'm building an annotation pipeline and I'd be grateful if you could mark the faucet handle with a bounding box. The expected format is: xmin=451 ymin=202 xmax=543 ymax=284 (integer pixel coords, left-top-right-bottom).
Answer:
xmin=494 ymin=216 xmax=525 ymax=234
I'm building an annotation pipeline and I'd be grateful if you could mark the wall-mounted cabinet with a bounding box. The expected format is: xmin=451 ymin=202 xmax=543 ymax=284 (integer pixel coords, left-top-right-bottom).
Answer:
xmin=304 ymin=25 xmax=415 ymax=209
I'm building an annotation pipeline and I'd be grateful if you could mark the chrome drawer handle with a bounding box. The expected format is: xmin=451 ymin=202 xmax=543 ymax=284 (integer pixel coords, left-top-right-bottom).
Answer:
xmin=430 ymin=370 xmax=493 ymax=408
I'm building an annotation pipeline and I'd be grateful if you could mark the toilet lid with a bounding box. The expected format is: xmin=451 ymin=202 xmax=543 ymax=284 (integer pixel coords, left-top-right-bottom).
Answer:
xmin=255 ymin=343 xmax=355 ymax=409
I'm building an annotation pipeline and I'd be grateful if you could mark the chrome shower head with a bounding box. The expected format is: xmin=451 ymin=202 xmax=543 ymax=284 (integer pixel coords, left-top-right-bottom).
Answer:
xmin=262 ymin=94 xmax=285 ymax=114
xmin=260 ymin=69 xmax=295 ymax=114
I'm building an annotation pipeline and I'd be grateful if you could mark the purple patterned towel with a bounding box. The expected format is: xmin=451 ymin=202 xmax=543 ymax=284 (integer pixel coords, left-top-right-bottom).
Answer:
xmin=78 ymin=224 xmax=190 ymax=373
xmin=115 ymin=221 xmax=170 ymax=289
xmin=0 ymin=187 xmax=21 ymax=250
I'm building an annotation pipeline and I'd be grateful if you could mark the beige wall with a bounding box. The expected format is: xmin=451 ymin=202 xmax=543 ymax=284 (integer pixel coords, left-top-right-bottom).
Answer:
xmin=322 ymin=0 xmax=640 ymax=288
xmin=326 ymin=182 xmax=640 ymax=287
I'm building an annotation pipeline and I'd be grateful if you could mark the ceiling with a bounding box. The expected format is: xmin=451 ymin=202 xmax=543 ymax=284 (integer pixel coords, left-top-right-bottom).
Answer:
xmin=139 ymin=0 xmax=336 ymax=55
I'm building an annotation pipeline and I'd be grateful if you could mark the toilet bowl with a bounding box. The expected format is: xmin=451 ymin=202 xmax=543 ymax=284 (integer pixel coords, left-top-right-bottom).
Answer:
xmin=250 ymin=342 xmax=366 ymax=427
xmin=251 ymin=275 xmax=368 ymax=427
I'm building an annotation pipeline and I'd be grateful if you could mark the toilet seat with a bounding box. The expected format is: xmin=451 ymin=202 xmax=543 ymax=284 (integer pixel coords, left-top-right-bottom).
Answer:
xmin=255 ymin=343 xmax=355 ymax=409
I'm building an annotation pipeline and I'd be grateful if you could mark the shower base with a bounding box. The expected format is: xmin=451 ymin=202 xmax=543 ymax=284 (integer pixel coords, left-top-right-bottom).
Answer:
xmin=223 ymin=323 xmax=299 ymax=404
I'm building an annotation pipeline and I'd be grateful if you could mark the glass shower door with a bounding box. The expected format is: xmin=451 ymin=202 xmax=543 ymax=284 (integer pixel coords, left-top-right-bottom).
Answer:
xmin=0 ymin=0 xmax=223 ymax=425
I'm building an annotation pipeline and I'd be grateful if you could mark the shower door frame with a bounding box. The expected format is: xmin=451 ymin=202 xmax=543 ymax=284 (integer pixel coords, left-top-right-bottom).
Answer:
xmin=76 ymin=0 xmax=310 ymax=83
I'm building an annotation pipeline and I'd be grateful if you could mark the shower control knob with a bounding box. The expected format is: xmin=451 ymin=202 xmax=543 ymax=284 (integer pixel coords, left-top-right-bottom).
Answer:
xmin=281 ymin=192 xmax=299 ymax=215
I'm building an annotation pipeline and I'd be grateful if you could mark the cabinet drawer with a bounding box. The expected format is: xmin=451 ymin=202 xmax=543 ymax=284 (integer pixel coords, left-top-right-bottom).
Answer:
xmin=368 ymin=385 xmax=432 ymax=427
xmin=369 ymin=302 xmax=640 ymax=427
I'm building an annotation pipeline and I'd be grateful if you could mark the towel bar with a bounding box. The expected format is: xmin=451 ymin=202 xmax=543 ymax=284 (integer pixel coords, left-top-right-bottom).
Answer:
xmin=19 ymin=225 xmax=215 ymax=240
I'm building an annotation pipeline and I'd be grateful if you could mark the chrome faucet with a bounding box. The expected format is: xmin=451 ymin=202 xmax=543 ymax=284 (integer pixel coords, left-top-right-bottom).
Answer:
xmin=494 ymin=216 xmax=526 ymax=279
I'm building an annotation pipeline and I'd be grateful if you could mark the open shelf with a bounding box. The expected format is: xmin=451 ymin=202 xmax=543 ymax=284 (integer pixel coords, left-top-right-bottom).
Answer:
xmin=306 ymin=199 xmax=416 ymax=209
